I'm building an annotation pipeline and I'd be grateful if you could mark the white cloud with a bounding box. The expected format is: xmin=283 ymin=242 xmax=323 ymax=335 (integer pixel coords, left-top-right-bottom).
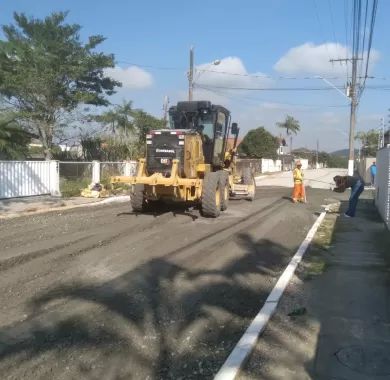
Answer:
xmin=274 ymin=42 xmax=380 ymax=76
xmin=195 ymin=56 xmax=272 ymax=89
xmin=105 ymin=66 xmax=153 ymax=89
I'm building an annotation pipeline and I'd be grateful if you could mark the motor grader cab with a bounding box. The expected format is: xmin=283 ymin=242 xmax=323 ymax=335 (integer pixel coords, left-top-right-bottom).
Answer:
xmin=111 ymin=100 xmax=255 ymax=217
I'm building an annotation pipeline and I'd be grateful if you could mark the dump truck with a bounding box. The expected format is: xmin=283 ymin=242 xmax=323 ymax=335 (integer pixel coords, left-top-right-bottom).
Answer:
xmin=111 ymin=100 xmax=255 ymax=217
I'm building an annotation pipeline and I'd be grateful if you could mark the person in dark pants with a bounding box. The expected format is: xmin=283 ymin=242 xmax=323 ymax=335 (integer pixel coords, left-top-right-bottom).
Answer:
xmin=333 ymin=175 xmax=365 ymax=217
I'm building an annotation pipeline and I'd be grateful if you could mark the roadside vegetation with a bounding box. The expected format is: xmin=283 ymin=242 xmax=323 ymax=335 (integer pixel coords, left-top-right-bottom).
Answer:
xmin=300 ymin=204 xmax=340 ymax=280
xmin=60 ymin=178 xmax=90 ymax=198
xmin=0 ymin=12 xmax=164 ymax=162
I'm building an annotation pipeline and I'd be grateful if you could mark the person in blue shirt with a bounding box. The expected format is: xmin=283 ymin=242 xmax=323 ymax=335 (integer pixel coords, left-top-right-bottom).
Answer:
xmin=369 ymin=162 xmax=377 ymax=186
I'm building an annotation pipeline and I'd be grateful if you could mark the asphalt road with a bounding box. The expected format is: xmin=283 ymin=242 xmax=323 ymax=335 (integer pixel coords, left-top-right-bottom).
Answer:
xmin=0 ymin=183 xmax=335 ymax=379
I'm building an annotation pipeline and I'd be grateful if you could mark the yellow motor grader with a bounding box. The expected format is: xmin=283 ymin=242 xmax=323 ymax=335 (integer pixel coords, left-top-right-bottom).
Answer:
xmin=111 ymin=100 xmax=255 ymax=217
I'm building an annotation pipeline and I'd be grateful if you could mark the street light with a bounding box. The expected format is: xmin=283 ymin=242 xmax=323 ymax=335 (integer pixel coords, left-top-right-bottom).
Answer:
xmin=188 ymin=46 xmax=220 ymax=101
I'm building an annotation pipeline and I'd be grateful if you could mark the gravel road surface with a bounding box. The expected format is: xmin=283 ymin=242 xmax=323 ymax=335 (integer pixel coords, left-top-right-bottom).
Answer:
xmin=0 ymin=185 xmax=334 ymax=379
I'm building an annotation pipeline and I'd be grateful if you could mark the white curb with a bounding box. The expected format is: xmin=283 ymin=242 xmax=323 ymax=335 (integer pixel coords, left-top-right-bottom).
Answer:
xmin=214 ymin=210 xmax=327 ymax=380
xmin=97 ymin=195 xmax=130 ymax=204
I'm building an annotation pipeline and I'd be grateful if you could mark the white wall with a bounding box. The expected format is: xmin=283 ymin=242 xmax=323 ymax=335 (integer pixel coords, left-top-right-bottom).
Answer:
xmin=375 ymin=147 xmax=390 ymax=229
xmin=294 ymin=158 xmax=309 ymax=170
xmin=0 ymin=160 xmax=137 ymax=199
xmin=261 ymin=159 xmax=282 ymax=173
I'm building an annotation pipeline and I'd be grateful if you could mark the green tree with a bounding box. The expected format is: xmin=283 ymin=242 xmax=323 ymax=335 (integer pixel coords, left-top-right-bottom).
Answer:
xmin=0 ymin=11 xmax=121 ymax=159
xmin=355 ymin=129 xmax=379 ymax=157
xmin=93 ymin=101 xmax=135 ymax=137
xmin=81 ymin=136 xmax=135 ymax=161
xmin=238 ymin=127 xmax=279 ymax=159
xmin=276 ymin=115 xmax=300 ymax=152
xmin=327 ymin=154 xmax=348 ymax=168
xmin=276 ymin=115 xmax=301 ymax=135
xmin=93 ymin=102 xmax=165 ymax=158
xmin=131 ymin=109 xmax=165 ymax=152
xmin=0 ymin=114 xmax=32 ymax=159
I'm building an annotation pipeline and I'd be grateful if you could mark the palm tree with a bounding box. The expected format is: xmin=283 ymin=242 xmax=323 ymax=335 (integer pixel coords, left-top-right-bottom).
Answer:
xmin=276 ymin=115 xmax=301 ymax=153
xmin=94 ymin=101 xmax=135 ymax=137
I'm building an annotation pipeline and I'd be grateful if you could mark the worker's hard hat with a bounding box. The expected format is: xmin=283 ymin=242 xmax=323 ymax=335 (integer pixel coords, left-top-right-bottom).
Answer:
xmin=296 ymin=160 xmax=302 ymax=166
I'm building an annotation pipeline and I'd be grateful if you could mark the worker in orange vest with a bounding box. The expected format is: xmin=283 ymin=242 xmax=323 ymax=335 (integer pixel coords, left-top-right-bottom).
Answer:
xmin=292 ymin=161 xmax=306 ymax=203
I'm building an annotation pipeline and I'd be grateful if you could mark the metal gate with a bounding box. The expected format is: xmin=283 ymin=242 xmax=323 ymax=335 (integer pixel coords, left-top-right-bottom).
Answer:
xmin=0 ymin=161 xmax=52 ymax=199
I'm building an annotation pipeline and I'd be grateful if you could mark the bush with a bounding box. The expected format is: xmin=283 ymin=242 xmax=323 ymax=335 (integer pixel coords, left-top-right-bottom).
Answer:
xmin=60 ymin=178 xmax=90 ymax=197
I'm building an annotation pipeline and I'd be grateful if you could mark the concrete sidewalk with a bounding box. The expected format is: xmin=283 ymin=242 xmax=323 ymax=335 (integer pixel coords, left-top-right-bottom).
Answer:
xmin=238 ymin=192 xmax=390 ymax=380
xmin=0 ymin=195 xmax=129 ymax=219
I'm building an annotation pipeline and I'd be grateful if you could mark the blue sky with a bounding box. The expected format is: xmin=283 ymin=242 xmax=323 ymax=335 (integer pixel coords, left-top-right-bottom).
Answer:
xmin=1 ymin=0 xmax=389 ymax=151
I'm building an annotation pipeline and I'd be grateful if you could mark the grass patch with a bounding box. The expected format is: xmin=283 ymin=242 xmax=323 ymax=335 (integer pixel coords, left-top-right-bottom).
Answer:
xmin=60 ymin=178 xmax=90 ymax=198
xmin=300 ymin=206 xmax=339 ymax=280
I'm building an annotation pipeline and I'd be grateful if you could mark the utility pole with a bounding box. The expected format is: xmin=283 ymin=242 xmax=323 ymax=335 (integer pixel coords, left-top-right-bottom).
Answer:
xmin=316 ymin=139 xmax=319 ymax=169
xmin=378 ymin=117 xmax=385 ymax=149
xmin=330 ymin=56 xmax=361 ymax=176
xmin=348 ymin=55 xmax=358 ymax=176
xmin=188 ymin=46 xmax=194 ymax=101
xmin=162 ymin=95 xmax=170 ymax=126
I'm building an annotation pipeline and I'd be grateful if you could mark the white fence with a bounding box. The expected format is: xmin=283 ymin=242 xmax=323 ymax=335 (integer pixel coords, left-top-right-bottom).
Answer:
xmin=0 ymin=160 xmax=137 ymax=199
xmin=375 ymin=147 xmax=390 ymax=229
xmin=0 ymin=161 xmax=60 ymax=199
xmin=293 ymin=158 xmax=309 ymax=170
xmin=261 ymin=159 xmax=282 ymax=173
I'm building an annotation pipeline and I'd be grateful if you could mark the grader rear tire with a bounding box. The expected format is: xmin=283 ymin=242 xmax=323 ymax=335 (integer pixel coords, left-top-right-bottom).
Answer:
xmin=201 ymin=172 xmax=221 ymax=217
xmin=219 ymin=171 xmax=229 ymax=211
xmin=242 ymin=167 xmax=256 ymax=201
xmin=242 ymin=167 xmax=252 ymax=185
xmin=130 ymin=184 xmax=145 ymax=212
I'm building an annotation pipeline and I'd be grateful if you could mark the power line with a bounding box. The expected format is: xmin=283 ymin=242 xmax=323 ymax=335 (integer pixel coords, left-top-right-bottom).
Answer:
xmin=359 ymin=0 xmax=369 ymax=81
xmin=344 ymin=0 xmax=350 ymax=79
xmin=196 ymin=84 xmax=349 ymax=108
xmin=197 ymin=83 xmax=390 ymax=92
xmin=197 ymin=69 xmax=343 ymax=80
xmin=360 ymin=0 xmax=379 ymax=97
xmin=197 ymin=69 xmax=388 ymax=81
xmin=114 ymin=60 xmax=389 ymax=81
xmin=312 ymin=0 xmax=332 ymax=60
xmin=116 ymin=60 xmax=184 ymax=71
xmin=328 ymin=0 xmax=338 ymax=44
xmin=197 ymin=84 xmax=341 ymax=91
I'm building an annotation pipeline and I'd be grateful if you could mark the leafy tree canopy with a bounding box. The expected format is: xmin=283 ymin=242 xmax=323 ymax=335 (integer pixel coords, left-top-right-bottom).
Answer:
xmin=85 ymin=101 xmax=165 ymax=160
xmin=0 ymin=113 xmax=32 ymax=159
xmin=355 ymin=129 xmax=379 ymax=157
xmin=238 ymin=127 xmax=279 ymax=160
xmin=276 ymin=115 xmax=301 ymax=135
xmin=93 ymin=101 xmax=135 ymax=137
xmin=0 ymin=11 xmax=121 ymax=159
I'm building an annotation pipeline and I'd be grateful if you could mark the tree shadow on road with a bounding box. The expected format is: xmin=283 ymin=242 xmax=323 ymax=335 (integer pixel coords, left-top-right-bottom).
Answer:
xmin=117 ymin=201 xmax=199 ymax=221
xmin=0 ymin=234 xmax=299 ymax=379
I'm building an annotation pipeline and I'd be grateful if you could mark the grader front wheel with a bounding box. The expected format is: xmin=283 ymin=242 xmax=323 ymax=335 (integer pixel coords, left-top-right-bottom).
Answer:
xmin=201 ymin=172 xmax=221 ymax=217
xmin=130 ymin=184 xmax=146 ymax=212
xmin=219 ymin=172 xmax=230 ymax=211
xmin=242 ymin=167 xmax=256 ymax=201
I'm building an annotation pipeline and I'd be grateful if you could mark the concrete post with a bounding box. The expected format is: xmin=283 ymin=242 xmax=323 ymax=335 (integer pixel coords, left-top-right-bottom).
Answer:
xmin=124 ymin=160 xmax=137 ymax=176
xmin=49 ymin=160 xmax=61 ymax=196
xmin=92 ymin=160 xmax=100 ymax=184
xmin=124 ymin=161 xmax=132 ymax=176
